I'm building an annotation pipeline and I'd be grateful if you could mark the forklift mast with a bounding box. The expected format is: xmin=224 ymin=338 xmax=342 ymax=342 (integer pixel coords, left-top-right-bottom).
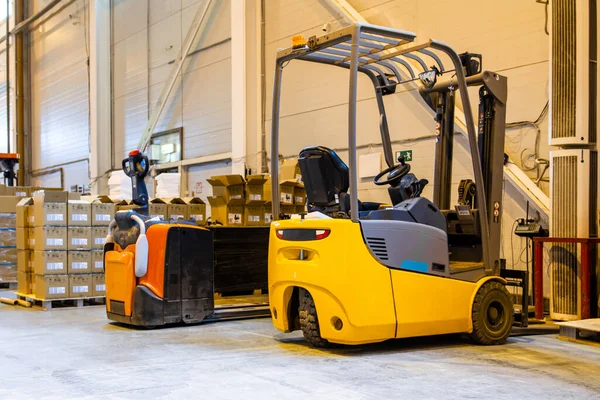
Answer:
xmin=420 ymin=71 xmax=508 ymax=270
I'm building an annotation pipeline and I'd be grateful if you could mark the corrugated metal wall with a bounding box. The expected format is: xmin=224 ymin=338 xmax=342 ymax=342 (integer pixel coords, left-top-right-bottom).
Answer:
xmin=0 ymin=2 xmax=9 ymax=154
xmin=112 ymin=0 xmax=232 ymax=166
xmin=29 ymin=0 xmax=91 ymax=189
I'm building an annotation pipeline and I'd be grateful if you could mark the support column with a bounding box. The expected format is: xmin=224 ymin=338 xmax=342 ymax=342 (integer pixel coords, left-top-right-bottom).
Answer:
xmin=231 ymin=0 xmax=246 ymax=175
xmin=15 ymin=0 xmax=24 ymax=185
xmin=89 ymin=0 xmax=112 ymax=195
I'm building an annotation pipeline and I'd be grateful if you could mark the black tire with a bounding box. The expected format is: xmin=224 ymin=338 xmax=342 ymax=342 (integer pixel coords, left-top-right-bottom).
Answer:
xmin=471 ymin=280 xmax=514 ymax=345
xmin=298 ymin=288 xmax=329 ymax=348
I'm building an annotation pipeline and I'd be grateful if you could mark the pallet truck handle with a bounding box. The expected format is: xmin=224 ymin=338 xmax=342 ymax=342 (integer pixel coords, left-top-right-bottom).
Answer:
xmin=130 ymin=214 xmax=148 ymax=277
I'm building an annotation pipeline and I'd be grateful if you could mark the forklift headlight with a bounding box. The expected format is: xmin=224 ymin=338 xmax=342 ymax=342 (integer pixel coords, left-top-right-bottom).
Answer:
xmin=276 ymin=229 xmax=330 ymax=241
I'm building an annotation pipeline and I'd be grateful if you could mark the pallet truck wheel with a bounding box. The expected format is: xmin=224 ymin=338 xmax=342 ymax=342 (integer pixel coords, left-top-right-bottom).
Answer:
xmin=298 ymin=288 xmax=329 ymax=348
xmin=470 ymin=281 xmax=514 ymax=345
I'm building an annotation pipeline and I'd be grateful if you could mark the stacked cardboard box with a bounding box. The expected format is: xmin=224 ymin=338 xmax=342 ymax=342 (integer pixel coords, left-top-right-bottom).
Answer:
xmin=16 ymin=197 xmax=33 ymax=293
xmin=186 ymin=197 xmax=206 ymax=226
xmin=89 ymin=196 xmax=112 ymax=297
xmin=15 ymin=191 xmax=107 ymax=300
xmin=31 ymin=191 xmax=70 ymax=299
xmin=207 ymin=175 xmax=246 ymax=226
xmin=279 ymin=159 xmax=306 ymax=217
xmin=205 ymin=168 xmax=306 ymax=226
xmin=0 ymin=196 xmax=21 ymax=285
xmin=246 ymin=175 xmax=272 ymax=226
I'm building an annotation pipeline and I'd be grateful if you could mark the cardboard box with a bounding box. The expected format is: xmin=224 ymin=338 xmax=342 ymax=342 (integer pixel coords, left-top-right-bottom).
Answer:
xmin=91 ymin=226 xmax=106 ymax=249
xmin=279 ymin=181 xmax=298 ymax=205
xmin=17 ymin=271 xmax=32 ymax=295
xmin=34 ymin=250 xmax=68 ymax=275
xmin=0 ymin=247 xmax=17 ymax=265
xmin=294 ymin=185 xmax=306 ymax=205
xmin=167 ymin=198 xmax=189 ymax=221
xmin=0 ymin=211 xmax=16 ymax=228
xmin=16 ymin=227 xmax=28 ymax=250
xmin=91 ymin=196 xmax=116 ymax=226
xmin=0 ymin=196 xmax=21 ymax=214
xmin=281 ymin=205 xmax=296 ymax=216
xmin=34 ymin=227 xmax=68 ymax=251
xmin=14 ymin=186 xmax=31 ymax=197
xmin=69 ymin=274 xmax=92 ymax=298
xmin=148 ymin=198 xmax=168 ymax=220
xmin=115 ymin=200 xmax=135 ymax=212
xmin=33 ymin=191 xmax=68 ymax=226
xmin=67 ymin=227 xmax=92 ymax=250
xmin=207 ymin=197 xmax=244 ymax=226
xmin=68 ymin=200 xmax=92 ymax=226
xmin=0 ymin=185 xmax=16 ymax=196
xmin=206 ymin=175 xmax=245 ymax=203
xmin=92 ymin=274 xmax=106 ymax=297
xmin=35 ymin=274 xmax=69 ymax=299
xmin=0 ymin=264 xmax=16 ymax=283
xmin=246 ymin=175 xmax=272 ymax=205
xmin=68 ymin=251 xmax=92 ymax=274
xmin=17 ymin=250 xmax=31 ymax=272
xmin=185 ymin=197 xmax=206 ymax=226
xmin=27 ymin=205 xmax=35 ymax=227
xmin=279 ymin=159 xmax=302 ymax=182
xmin=245 ymin=205 xmax=264 ymax=226
xmin=264 ymin=205 xmax=274 ymax=225
xmin=16 ymin=197 xmax=33 ymax=228
xmin=0 ymin=228 xmax=16 ymax=246
xmin=27 ymin=227 xmax=35 ymax=249
xmin=91 ymin=250 xmax=104 ymax=273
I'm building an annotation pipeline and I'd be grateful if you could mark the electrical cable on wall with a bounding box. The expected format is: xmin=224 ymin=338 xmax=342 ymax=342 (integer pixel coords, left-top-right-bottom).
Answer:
xmin=505 ymin=101 xmax=549 ymax=181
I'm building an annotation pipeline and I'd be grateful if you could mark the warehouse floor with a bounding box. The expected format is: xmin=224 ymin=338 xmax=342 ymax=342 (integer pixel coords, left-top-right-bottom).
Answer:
xmin=1 ymin=291 xmax=600 ymax=399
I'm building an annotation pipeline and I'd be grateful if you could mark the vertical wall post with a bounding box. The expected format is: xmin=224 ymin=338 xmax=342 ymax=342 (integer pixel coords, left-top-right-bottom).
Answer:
xmin=231 ymin=0 xmax=246 ymax=175
xmin=89 ymin=0 xmax=112 ymax=195
xmin=15 ymin=0 xmax=24 ymax=185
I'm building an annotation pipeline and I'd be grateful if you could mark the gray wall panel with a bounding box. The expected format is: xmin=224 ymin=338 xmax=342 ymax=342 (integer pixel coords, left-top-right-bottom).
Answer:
xmin=30 ymin=0 xmax=90 ymax=188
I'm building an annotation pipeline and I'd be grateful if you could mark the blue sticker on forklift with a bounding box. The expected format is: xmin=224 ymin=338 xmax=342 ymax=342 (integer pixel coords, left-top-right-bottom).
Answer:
xmin=400 ymin=260 xmax=428 ymax=273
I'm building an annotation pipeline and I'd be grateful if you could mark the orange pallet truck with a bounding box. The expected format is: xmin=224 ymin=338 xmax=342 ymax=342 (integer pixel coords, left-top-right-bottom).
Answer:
xmin=104 ymin=150 xmax=269 ymax=327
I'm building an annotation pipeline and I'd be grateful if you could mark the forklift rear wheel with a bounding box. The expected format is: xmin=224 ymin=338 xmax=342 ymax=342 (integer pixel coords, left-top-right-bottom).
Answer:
xmin=470 ymin=280 xmax=513 ymax=345
xmin=298 ymin=288 xmax=329 ymax=348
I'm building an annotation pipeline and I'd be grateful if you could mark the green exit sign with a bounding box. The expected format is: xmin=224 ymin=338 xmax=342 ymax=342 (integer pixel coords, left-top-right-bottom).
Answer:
xmin=395 ymin=150 xmax=413 ymax=162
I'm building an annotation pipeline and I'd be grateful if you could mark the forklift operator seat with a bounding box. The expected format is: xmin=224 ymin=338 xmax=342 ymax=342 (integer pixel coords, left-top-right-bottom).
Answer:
xmin=298 ymin=146 xmax=381 ymax=217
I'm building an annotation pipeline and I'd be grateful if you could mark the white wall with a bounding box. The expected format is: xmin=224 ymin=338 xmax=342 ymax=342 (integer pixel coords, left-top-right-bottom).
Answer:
xmin=0 ymin=1 xmax=9 ymax=155
xmin=29 ymin=0 xmax=91 ymax=188
xmin=264 ymin=0 xmax=550 ymax=273
xmin=111 ymin=0 xmax=233 ymax=168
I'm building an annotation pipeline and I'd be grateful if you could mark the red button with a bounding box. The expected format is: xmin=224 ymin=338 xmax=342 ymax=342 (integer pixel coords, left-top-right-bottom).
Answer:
xmin=128 ymin=149 xmax=140 ymax=156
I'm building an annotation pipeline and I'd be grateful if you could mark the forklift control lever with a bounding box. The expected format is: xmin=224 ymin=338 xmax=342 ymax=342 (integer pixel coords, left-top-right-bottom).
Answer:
xmin=122 ymin=149 xmax=150 ymax=207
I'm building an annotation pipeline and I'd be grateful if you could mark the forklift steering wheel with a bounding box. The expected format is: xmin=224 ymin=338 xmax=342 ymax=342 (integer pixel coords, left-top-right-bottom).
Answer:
xmin=373 ymin=159 xmax=411 ymax=186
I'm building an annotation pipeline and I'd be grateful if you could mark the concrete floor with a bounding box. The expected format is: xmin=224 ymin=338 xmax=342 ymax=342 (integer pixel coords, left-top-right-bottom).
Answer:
xmin=1 ymin=293 xmax=600 ymax=400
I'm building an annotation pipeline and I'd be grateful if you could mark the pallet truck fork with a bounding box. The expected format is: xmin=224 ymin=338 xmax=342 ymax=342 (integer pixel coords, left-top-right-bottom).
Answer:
xmin=104 ymin=150 xmax=269 ymax=327
xmin=268 ymin=23 xmax=513 ymax=347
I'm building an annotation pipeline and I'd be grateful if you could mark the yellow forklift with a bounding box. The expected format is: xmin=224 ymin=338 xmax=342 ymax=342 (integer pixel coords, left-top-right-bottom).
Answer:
xmin=268 ymin=23 xmax=513 ymax=346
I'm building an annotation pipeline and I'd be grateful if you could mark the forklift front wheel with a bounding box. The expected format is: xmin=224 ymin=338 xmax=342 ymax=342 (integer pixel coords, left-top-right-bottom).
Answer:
xmin=470 ymin=280 xmax=514 ymax=345
xmin=298 ymin=288 xmax=329 ymax=348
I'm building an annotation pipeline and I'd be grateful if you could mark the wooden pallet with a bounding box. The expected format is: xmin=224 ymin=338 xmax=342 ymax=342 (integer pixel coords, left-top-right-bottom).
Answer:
xmin=0 ymin=282 xmax=17 ymax=290
xmin=215 ymin=289 xmax=267 ymax=298
xmin=15 ymin=293 xmax=105 ymax=310
xmin=557 ymin=319 xmax=600 ymax=347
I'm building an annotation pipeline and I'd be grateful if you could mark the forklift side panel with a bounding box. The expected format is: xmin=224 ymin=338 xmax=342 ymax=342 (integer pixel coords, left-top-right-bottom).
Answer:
xmin=105 ymin=249 xmax=136 ymax=316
